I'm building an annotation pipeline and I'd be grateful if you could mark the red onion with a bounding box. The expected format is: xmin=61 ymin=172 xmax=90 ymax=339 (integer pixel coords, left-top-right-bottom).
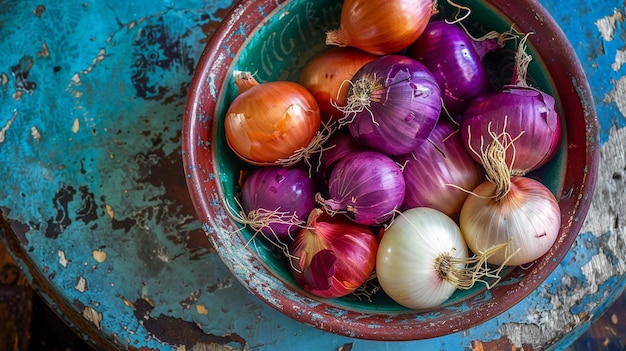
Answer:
xmin=241 ymin=165 xmax=316 ymax=241
xmin=289 ymin=209 xmax=378 ymax=298
xmin=313 ymin=130 xmax=364 ymax=193
xmin=317 ymin=150 xmax=405 ymax=225
xmin=407 ymin=20 xmax=492 ymax=115
xmin=396 ymin=121 xmax=485 ymax=221
xmin=341 ymin=55 xmax=441 ymax=155
xmin=460 ymin=34 xmax=562 ymax=174
xmin=319 ymin=130 xmax=363 ymax=173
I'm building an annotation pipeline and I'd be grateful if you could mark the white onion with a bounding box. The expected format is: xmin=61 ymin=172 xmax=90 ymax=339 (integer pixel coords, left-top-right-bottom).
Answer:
xmin=376 ymin=207 xmax=469 ymax=309
xmin=459 ymin=176 xmax=561 ymax=266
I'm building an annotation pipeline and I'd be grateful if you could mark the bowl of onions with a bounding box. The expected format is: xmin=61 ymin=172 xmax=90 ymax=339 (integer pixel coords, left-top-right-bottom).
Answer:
xmin=182 ymin=0 xmax=599 ymax=341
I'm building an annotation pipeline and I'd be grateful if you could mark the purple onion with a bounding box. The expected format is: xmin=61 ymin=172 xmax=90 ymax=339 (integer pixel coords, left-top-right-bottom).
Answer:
xmin=407 ymin=21 xmax=491 ymax=115
xmin=396 ymin=121 xmax=485 ymax=221
xmin=318 ymin=150 xmax=405 ymax=225
xmin=313 ymin=130 xmax=364 ymax=191
xmin=241 ymin=165 xmax=316 ymax=241
xmin=343 ymin=55 xmax=441 ymax=156
xmin=461 ymin=33 xmax=562 ymax=175
xmin=319 ymin=130 xmax=363 ymax=170
xmin=461 ymin=85 xmax=561 ymax=175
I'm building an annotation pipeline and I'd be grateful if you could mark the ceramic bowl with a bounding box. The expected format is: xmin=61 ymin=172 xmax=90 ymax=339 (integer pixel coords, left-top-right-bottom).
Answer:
xmin=182 ymin=0 xmax=599 ymax=340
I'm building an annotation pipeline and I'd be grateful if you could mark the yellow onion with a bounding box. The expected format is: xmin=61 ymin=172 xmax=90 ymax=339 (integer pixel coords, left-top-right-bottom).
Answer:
xmin=326 ymin=0 xmax=439 ymax=55
xmin=224 ymin=71 xmax=321 ymax=166
xmin=299 ymin=47 xmax=377 ymax=121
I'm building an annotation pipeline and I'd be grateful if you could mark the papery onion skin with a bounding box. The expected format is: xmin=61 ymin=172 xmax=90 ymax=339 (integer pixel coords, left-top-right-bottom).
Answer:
xmin=319 ymin=131 xmax=363 ymax=171
xmin=326 ymin=0 xmax=439 ymax=55
xmin=407 ymin=21 xmax=491 ymax=115
xmin=313 ymin=130 xmax=364 ymax=194
xmin=396 ymin=121 xmax=485 ymax=220
xmin=289 ymin=209 xmax=378 ymax=298
xmin=377 ymin=207 xmax=468 ymax=309
xmin=224 ymin=74 xmax=321 ymax=165
xmin=461 ymin=86 xmax=561 ymax=174
xmin=345 ymin=55 xmax=442 ymax=155
xmin=320 ymin=150 xmax=405 ymax=225
xmin=299 ymin=47 xmax=377 ymax=121
xmin=241 ymin=165 xmax=317 ymax=241
xmin=459 ymin=176 xmax=561 ymax=266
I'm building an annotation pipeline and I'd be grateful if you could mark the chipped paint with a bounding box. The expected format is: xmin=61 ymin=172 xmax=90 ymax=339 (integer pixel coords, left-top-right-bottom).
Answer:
xmin=92 ymin=249 xmax=107 ymax=263
xmin=72 ymin=118 xmax=80 ymax=133
xmin=594 ymin=9 xmax=623 ymax=42
xmin=76 ymin=276 xmax=88 ymax=292
xmin=580 ymin=125 xmax=626 ymax=243
xmin=58 ymin=250 xmax=68 ymax=267
xmin=0 ymin=0 xmax=623 ymax=350
xmin=0 ymin=111 xmax=18 ymax=143
xmin=30 ymin=126 xmax=41 ymax=142
xmin=611 ymin=49 xmax=626 ymax=72
xmin=604 ymin=76 xmax=626 ymax=118
xmin=83 ymin=307 xmax=103 ymax=330
xmin=581 ymin=253 xmax=617 ymax=294
xmin=80 ymin=49 xmax=107 ymax=76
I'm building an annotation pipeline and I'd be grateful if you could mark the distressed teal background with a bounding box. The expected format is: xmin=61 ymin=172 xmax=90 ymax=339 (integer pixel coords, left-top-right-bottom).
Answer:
xmin=1 ymin=0 xmax=625 ymax=350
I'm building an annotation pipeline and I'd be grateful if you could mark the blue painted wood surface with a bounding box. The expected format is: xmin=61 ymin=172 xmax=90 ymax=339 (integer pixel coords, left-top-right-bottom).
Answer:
xmin=0 ymin=1 xmax=624 ymax=350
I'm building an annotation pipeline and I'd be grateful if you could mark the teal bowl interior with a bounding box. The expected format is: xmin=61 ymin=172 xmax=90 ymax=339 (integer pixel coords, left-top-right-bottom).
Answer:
xmin=183 ymin=0 xmax=599 ymax=340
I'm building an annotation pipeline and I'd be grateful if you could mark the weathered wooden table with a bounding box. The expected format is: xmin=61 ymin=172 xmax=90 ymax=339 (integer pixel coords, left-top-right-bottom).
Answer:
xmin=1 ymin=0 xmax=624 ymax=350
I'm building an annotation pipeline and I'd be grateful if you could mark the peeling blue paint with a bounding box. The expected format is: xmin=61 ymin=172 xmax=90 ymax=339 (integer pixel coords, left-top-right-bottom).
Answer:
xmin=0 ymin=0 xmax=624 ymax=350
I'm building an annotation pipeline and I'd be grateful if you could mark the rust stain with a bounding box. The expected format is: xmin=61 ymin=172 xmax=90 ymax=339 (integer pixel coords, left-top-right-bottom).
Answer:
xmin=338 ymin=343 xmax=354 ymax=351
xmin=37 ymin=42 xmax=49 ymax=58
xmin=195 ymin=303 xmax=208 ymax=316
xmin=120 ymin=295 xmax=136 ymax=310
xmin=472 ymin=340 xmax=485 ymax=351
xmin=33 ymin=5 xmax=45 ymax=17
xmin=144 ymin=296 xmax=155 ymax=308
xmin=105 ymin=204 xmax=115 ymax=219
xmin=199 ymin=7 xmax=233 ymax=44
